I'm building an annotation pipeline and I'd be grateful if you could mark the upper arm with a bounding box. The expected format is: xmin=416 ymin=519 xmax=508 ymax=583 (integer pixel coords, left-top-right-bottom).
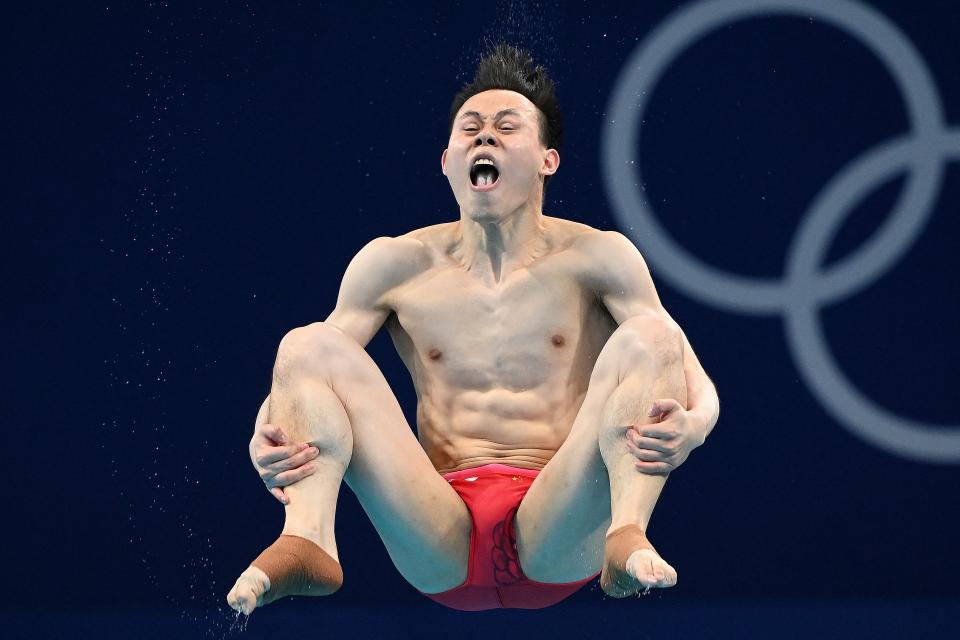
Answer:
xmin=579 ymin=230 xmax=712 ymax=386
xmin=324 ymin=235 xmax=427 ymax=347
xmin=578 ymin=230 xmax=669 ymax=325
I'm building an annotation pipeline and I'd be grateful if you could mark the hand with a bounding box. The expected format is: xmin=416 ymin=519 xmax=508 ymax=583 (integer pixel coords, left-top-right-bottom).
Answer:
xmin=624 ymin=399 xmax=706 ymax=475
xmin=250 ymin=422 xmax=320 ymax=504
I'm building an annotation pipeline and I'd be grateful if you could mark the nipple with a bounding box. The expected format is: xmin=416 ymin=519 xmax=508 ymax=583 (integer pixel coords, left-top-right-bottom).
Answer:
xmin=551 ymin=334 xmax=565 ymax=347
xmin=428 ymin=348 xmax=442 ymax=360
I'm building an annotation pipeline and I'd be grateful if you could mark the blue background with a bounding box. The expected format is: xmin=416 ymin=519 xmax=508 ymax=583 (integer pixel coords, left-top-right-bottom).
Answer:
xmin=5 ymin=1 xmax=958 ymax=638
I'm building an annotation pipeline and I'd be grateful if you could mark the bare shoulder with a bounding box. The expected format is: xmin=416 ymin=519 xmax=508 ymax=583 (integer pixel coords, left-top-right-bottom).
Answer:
xmin=341 ymin=233 xmax=432 ymax=309
xmin=539 ymin=216 xmax=636 ymax=256
xmin=562 ymin=225 xmax=651 ymax=294
xmin=543 ymin=215 xmax=601 ymax=248
xmin=399 ymin=221 xmax=458 ymax=255
xmin=355 ymin=234 xmax=429 ymax=274
xmin=566 ymin=224 xmax=632 ymax=254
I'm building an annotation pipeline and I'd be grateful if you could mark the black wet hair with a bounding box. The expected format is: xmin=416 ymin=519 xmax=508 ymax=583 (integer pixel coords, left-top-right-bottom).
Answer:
xmin=448 ymin=42 xmax=563 ymax=196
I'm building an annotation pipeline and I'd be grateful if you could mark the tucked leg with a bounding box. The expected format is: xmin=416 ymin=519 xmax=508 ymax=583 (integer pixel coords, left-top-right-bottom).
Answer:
xmin=515 ymin=315 xmax=687 ymax=595
xmin=227 ymin=322 xmax=471 ymax=614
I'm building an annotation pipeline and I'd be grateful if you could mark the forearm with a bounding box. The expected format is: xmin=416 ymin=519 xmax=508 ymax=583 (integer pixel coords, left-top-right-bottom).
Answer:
xmin=250 ymin=395 xmax=271 ymax=462
xmin=256 ymin=395 xmax=270 ymax=429
xmin=686 ymin=369 xmax=718 ymax=440
xmin=681 ymin=336 xmax=719 ymax=442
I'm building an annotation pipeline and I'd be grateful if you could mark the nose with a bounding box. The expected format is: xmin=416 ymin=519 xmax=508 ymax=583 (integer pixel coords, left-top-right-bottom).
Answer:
xmin=474 ymin=134 xmax=497 ymax=147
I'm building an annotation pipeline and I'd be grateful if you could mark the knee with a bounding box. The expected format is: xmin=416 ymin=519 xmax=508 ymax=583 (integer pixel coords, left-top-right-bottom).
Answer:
xmin=611 ymin=315 xmax=684 ymax=371
xmin=274 ymin=322 xmax=355 ymax=381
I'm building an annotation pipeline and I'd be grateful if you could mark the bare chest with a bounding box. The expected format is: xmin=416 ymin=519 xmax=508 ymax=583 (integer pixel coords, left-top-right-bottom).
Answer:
xmin=388 ymin=262 xmax=612 ymax=391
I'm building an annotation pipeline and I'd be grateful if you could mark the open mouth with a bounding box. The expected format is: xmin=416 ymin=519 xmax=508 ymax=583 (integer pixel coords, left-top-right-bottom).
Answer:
xmin=469 ymin=158 xmax=500 ymax=190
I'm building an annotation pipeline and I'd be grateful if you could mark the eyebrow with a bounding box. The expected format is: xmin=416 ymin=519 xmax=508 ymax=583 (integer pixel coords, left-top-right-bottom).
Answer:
xmin=458 ymin=108 xmax=523 ymax=121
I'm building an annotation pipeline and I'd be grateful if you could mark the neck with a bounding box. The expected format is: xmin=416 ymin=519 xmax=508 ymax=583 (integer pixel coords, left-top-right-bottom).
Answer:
xmin=452 ymin=204 xmax=549 ymax=284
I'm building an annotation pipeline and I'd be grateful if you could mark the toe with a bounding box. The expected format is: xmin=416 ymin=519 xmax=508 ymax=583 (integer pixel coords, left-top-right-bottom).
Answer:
xmin=226 ymin=582 xmax=245 ymax=612
xmin=644 ymin=558 xmax=659 ymax=586
xmin=629 ymin=550 xmax=678 ymax=589
xmin=227 ymin=570 xmax=267 ymax=615
xmin=626 ymin=550 xmax=658 ymax=586
xmin=236 ymin=588 xmax=257 ymax=615
xmin=228 ymin=585 xmax=249 ymax=614
xmin=658 ymin=561 xmax=677 ymax=587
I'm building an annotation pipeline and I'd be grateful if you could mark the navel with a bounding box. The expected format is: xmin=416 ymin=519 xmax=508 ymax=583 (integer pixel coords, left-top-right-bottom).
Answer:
xmin=551 ymin=334 xmax=565 ymax=347
xmin=428 ymin=348 xmax=443 ymax=360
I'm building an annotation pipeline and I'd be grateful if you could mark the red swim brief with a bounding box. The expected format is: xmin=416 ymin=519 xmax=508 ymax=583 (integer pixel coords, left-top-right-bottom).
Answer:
xmin=418 ymin=463 xmax=599 ymax=611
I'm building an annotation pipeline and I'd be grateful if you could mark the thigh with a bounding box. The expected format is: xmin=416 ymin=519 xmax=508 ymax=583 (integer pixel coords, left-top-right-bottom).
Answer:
xmin=285 ymin=323 xmax=471 ymax=593
xmin=513 ymin=335 xmax=624 ymax=583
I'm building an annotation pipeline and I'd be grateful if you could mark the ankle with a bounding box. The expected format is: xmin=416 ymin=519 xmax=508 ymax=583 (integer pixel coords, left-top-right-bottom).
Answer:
xmin=280 ymin=526 xmax=338 ymax=562
xmin=606 ymin=520 xmax=647 ymax=537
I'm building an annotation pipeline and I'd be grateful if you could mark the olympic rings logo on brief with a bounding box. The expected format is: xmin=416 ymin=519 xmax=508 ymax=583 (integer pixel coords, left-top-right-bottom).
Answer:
xmin=601 ymin=0 xmax=960 ymax=463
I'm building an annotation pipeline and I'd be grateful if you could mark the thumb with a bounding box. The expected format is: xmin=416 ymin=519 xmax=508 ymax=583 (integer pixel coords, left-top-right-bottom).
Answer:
xmin=648 ymin=398 xmax=681 ymax=417
xmin=262 ymin=423 xmax=288 ymax=444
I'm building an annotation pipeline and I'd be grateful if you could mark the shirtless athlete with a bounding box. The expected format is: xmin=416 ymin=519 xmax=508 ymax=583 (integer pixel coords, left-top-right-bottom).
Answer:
xmin=227 ymin=43 xmax=719 ymax=613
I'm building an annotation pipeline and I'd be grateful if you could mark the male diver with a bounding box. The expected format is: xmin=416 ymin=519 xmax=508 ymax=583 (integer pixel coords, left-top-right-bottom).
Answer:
xmin=227 ymin=43 xmax=719 ymax=613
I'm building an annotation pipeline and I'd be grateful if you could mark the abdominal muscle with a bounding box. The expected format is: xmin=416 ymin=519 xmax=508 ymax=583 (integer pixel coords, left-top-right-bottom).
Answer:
xmin=415 ymin=383 xmax=589 ymax=475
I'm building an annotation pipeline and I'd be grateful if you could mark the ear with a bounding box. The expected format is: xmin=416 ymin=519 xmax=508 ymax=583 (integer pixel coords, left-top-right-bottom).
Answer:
xmin=540 ymin=148 xmax=560 ymax=177
xmin=440 ymin=148 xmax=448 ymax=176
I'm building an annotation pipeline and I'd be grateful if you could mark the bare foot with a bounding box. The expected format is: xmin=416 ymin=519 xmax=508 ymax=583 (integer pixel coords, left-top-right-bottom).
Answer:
xmin=626 ymin=548 xmax=677 ymax=589
xmin=226 ymin=565 xmax=271 ymax=615
xmin=226 ymin=535 xmax=343 ymax=615
xmin=600 ymin=524 xmax=677 ymax=597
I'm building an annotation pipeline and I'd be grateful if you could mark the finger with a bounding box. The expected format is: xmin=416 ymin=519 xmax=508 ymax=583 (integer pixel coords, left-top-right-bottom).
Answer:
xmin=269 ymin=462 xmax=318 ymax=488
xmin=262 ymin=446 xmax=319 ymax=474
xmin=637 ymin=425 xmax=676 ymax=440
xmin=256 ymin=442 xmax=308 ymax=466
xmin=261 ymin=423 xmax=288 ymax=444
xmin=648 ymin=398 xmax=682 ymax=418
xmin=626 ymin=440 xmax=666 ymax=462
xmin=269 ymin=487 xmax=289 ymax=505
xmin=635 ymin=460 xmax=672 ymax=475
xmin=628 ymin=431 xmax=673 ymax=453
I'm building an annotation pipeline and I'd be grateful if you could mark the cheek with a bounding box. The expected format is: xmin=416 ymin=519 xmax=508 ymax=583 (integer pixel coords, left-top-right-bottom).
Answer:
xmin=509 ymin=155 xmax=541 ymax=181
